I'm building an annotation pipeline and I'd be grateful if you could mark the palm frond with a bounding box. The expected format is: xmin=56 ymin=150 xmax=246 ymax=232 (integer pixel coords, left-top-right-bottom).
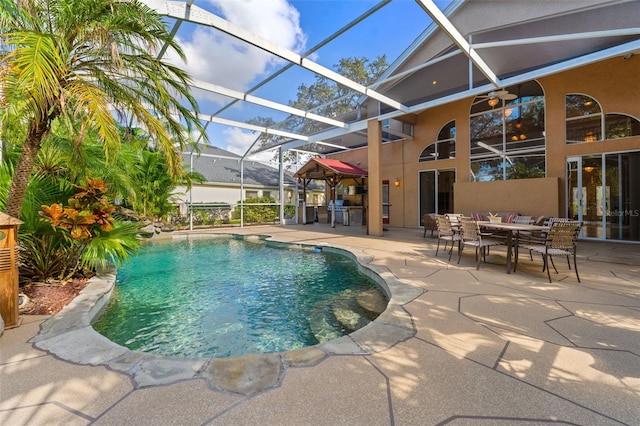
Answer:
xmin=81 ymin=221 xmax=140 ymax=269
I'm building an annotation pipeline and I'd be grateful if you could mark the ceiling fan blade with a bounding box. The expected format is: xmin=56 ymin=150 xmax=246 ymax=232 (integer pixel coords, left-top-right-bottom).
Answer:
xmin=501 ymin=93 xmax=517 ymax=100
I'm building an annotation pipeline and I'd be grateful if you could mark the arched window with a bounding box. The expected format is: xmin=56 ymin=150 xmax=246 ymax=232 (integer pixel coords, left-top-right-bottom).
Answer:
xmin=565 ymin=94 xmax=602 ymax=143
xmin=566 ymin=94 xmax=640 ymax=143
xmin=606 ymin=114 xmax=640 ymax=139
xmin=419 ymin=120 xmax=455 ymax=162
xmin=469 ymin=81 xmax=545 ymax=181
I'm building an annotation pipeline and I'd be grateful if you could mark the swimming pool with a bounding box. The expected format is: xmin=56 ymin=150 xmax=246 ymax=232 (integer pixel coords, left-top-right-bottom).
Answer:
xmin=93 ymin=236 xmax=388 ymax=358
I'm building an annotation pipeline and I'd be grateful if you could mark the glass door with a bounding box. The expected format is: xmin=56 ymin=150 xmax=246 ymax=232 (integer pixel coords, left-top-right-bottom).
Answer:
xmin=604 ymin=152 xmax=640 ymax=241
xmin=567 ymin=152 xmax=640 ymax=241
xmin=419 ymin=169 xmax=455 ymax=226
xmin=382 ymin=180 xmax=389 ymax=224
xmin=566 ymin=157 xmax=583 ymax=222
xmin=567 ymin=156 xmax=603 ymax=238
xmin=582 ymin=155 xmax=605 ymax=239
xmin=419 ymin=171 xmax=436 ymax=227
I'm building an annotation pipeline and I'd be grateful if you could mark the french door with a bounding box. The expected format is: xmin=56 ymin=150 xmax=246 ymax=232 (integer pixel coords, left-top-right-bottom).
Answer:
xmin=567 ymin=152 xmax=640 ymax=241
xmin=382 ymin=180 xmax=390 ymax=224
xmin=419 ymin=169 xmax=455 ymax=227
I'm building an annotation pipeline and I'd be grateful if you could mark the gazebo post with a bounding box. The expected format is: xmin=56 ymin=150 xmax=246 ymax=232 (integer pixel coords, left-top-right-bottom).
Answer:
xmin=301 ymin=178 xmax=308 ymax=224
xmin=329 ymin=184 xmax=335 ymax=228
xmin=0 ymin=212 xmax=23 ymax=329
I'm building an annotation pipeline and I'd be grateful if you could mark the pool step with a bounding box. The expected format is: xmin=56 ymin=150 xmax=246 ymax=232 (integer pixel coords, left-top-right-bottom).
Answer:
xmin=307 ymin=298 xmax=345 ymax=343
xmin=355 ymin=289 xmax=387 ymax=317
xmin=308 ymin=289 xmax=388 ymax=343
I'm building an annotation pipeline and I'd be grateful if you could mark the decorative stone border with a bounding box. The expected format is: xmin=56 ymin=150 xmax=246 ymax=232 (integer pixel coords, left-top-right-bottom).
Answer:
xmin=31 ymin=233 xmax=422 ymax=395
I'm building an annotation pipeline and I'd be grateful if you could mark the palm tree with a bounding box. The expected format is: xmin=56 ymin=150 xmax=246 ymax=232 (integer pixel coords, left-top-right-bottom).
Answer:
xmin=0 ymin=0 xmax=205 ymax=218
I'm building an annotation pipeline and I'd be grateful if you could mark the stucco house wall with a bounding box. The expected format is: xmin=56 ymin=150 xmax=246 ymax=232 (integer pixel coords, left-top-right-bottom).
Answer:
xmin=328 ymin=57 xmax=640 ymax=229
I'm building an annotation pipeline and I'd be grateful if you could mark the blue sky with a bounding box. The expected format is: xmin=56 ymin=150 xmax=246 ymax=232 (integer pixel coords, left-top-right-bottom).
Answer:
xmin=166 ymin=0 xmax=451 ymax=157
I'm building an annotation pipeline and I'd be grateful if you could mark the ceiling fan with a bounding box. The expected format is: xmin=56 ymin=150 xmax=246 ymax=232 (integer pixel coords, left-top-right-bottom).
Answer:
xmin=475 ymin=89 xmax=517 ymax=106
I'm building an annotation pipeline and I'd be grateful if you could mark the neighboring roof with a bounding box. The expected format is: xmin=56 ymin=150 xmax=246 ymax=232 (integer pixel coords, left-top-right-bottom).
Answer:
xmin=182 ymin=144 xmax=322 ymax=190
xmin=294 ymin=158 xmax=368 ymax=180
xmin=181 ymin=144 xmax=288 ymax=186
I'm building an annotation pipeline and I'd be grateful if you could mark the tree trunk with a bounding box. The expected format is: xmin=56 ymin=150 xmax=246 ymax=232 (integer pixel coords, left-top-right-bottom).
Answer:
xmin=5 ymin=120 xmax=49 ymax=218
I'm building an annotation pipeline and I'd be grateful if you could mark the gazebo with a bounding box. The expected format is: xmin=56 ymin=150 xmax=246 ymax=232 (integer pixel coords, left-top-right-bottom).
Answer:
xmin=294 ymin=158 xmax=368 ymax=228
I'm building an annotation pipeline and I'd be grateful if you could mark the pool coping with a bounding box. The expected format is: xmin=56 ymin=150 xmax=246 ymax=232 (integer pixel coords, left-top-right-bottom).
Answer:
xmin=30 ymin=233 xmax=423 ymax=396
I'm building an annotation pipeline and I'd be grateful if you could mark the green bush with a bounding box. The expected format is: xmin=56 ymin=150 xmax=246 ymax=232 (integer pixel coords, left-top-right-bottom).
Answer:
xmin=235 ymin=196 xmax=278 ymax=224
xmin=19 ymin=179 xmax=140 ymax=282
xmin=284 ymin=204 xmax=296 ymax=218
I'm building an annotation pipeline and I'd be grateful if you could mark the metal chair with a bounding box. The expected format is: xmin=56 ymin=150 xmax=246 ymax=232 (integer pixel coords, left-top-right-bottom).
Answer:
xmin=423 ymin=213 xmax=438 ymax=237
xmin=516 ymin=221 xmax=582 ymax=282
xmin=435 ymin=214 xmax=462 ymax=261
xmin=512 ymin=215 xmax=534 ymax=225
xmin=445 ymin=213 xmax=463 ymax=228
xmin=518 ymin=217 xmax=574 ymax=260
xmin=512 ymin=215 xmax=535 ymax=248
xmin=457 ymin=217 xmax=504 ymax=270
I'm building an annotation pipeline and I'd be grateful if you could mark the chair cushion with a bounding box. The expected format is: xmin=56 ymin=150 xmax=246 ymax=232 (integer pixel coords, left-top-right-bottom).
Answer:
xmin=471 ymin=212 xmax=520 ymax=222
xmin=506 ymin=214 xmax=518 ymax=223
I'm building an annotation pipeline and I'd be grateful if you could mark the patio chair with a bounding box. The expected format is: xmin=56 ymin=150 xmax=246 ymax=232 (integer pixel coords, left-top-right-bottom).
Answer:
xmin=517 ymin=216 xmax=574 ymax=260
xmin=515 ymin=221 xmax=582 ymax=282
xmin=435 ymin=214 xmax=462 ymax=261
xmin=457 ymin=217 xmax=504 ymax=270
xmin=512 ymin=215 xmax=535 ymax=244
xmin=512 ymin=215 xmax=534 ymax=225
xmin=423 ymin=213 xmax=438 ymax=237
xmin=445 ymin=213 xmax=463 ymax=228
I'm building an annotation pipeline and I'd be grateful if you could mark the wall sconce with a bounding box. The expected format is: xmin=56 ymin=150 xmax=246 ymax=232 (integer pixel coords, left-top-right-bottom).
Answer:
xmin=394 ymin=178 xmax=401 ymax=187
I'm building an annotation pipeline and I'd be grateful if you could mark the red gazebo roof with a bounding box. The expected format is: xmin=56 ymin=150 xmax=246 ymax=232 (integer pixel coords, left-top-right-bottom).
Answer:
xmin=294 ymin=158 xmax=368 ymax=179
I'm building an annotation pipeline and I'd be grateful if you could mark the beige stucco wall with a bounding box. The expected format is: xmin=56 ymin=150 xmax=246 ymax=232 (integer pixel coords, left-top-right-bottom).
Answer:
xmin=539 ymin=56 xmax=640 ymax=214
xmin=329 ymin=56 xmax=640 ymax=229
xmin=455 ymin=178 xmax=560 ymax=219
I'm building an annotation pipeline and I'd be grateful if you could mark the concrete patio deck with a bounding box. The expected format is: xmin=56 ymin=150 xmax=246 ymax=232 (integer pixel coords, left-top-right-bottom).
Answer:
xmin=2 ymin=224 xmax=639 ymax=425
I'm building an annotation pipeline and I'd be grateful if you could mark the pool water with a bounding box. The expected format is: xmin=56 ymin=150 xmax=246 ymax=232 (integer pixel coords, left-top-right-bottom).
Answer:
xmin=93 ymin=237 xmax=387 ymax=358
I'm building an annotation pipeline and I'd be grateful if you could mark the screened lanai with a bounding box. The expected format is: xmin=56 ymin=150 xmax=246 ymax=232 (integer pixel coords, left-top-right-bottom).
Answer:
xmin=143 ymin=0 xmax=640 ymax=232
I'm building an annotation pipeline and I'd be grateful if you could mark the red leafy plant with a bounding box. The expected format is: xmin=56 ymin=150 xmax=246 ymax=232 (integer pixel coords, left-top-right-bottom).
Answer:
xmin=40 ymin=179 xmax=115 ymax=242
xmin=20 ymin=179 xmax=124 ymax=283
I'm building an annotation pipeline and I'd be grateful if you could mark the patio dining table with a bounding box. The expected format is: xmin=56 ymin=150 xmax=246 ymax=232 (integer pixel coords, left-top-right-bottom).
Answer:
xmin=477 ymin=221 xmax=549 ymax=274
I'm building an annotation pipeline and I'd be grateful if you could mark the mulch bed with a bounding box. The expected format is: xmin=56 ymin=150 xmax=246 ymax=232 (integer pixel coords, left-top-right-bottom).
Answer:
xmin=20 ymin=279 xmax=89 ymax=315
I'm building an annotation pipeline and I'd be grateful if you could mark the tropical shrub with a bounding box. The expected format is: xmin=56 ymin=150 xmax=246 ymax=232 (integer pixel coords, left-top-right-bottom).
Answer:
xmin=235 ymin=196 xmax=278 ymax=224
xmin=19 ymin=178 xmax=139 ymax=282
xmin=131 ymin=149 xmax=205 ymax=221
xmin=1 ymin=0 xmax=206 ymax=219
xmin=284 ymin=204 xmax=296 ymax=218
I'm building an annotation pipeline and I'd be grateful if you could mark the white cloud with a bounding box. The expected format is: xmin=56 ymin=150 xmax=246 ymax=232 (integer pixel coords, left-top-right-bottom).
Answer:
xmin=222 ymin=127 xmax=257 ymax=154
xmin=211 ymin=0 xmax=305 ymax=50
xmin=220 ymin=127 xmax=273 ymax=162
xmin=171 ymin=0 xmax=306 ymax=103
